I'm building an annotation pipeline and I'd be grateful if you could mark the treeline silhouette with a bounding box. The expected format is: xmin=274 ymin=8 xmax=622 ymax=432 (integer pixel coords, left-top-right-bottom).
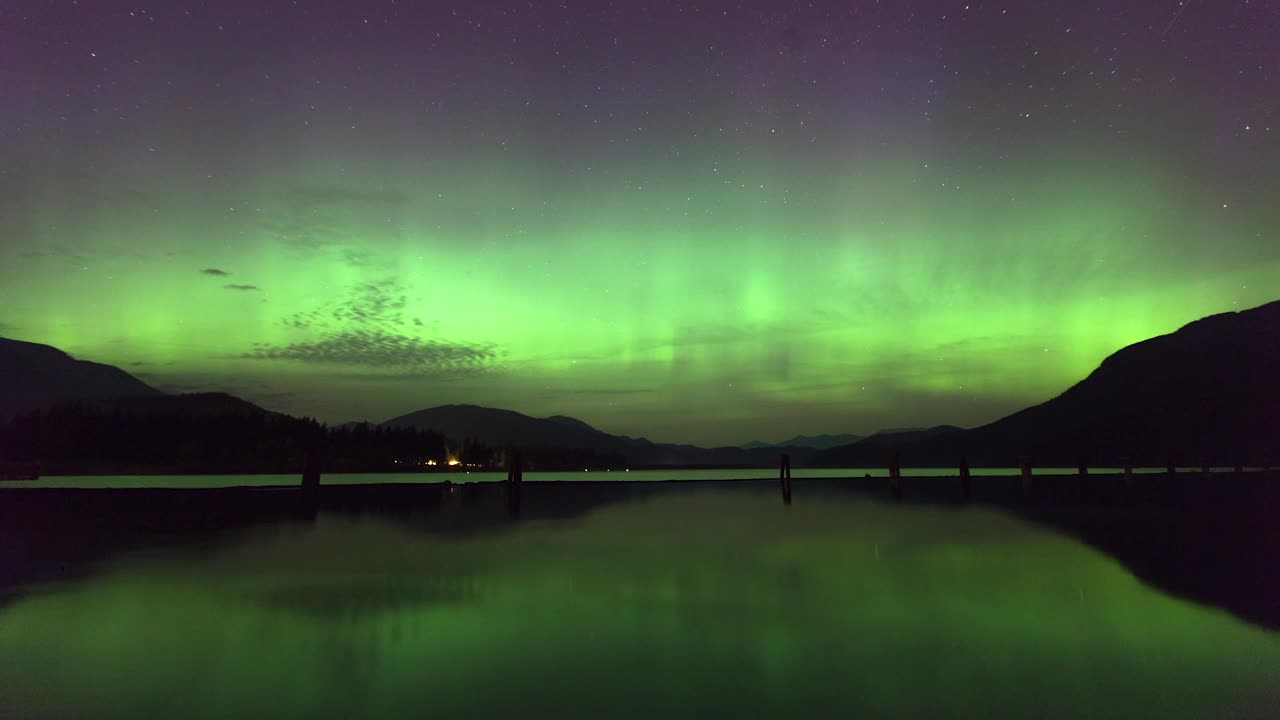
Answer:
xmin=0 ymin=402 xmax=628 ymax=475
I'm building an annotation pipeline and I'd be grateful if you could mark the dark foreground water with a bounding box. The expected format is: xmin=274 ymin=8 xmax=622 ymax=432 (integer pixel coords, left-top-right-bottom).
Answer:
xmin=1 ymin=490 xmax=1276 ymax=718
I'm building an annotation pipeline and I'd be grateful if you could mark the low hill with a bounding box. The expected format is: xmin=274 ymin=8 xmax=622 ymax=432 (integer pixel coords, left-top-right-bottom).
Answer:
xmin=382 ymin=404 xmax=816 ymax=467
xmin=382 ymin=404 xmax=618 ymax=450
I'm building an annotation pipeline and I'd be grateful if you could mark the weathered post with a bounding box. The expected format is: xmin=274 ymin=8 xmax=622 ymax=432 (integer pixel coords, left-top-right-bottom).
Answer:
xmin=889 ymin=452 xmax=902 ymax=500
xmin=1077 ymin=455 xmax=1089 ymax=497
xmin=506 ymin=449 xmax=522 ymax=516
xmin=441 ymin=478 xmax=459 ymax=510
xmin=301 ymin=451 xmax=321 ymax=493
xmin=779 ymin=454 xmax=793 ymax=506
xmin=1166 ymin=456 xmax=1177 ymax=479
xmin=299 ymin=449 xmax=321 ymax=521
xmin=1122 ymin=457 xmax=1134 ymax=486
xmin=959 ymin=455 xmax=972 ymax=501
xmin=1019 ymin=456 xmax=1033 ymax=495
xmin=1201 ymin=457 xmax=1211 ymax=482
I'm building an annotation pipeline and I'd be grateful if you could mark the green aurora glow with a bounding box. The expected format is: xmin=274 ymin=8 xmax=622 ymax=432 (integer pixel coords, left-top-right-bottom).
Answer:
xmin=2 ymin=3 xmax=1278 ymax=443
xmin=3 ymin=144 xmax=1276 ymax=443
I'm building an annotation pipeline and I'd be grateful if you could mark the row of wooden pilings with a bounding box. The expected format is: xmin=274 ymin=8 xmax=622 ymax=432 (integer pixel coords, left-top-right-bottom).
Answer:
xmin=777 ymin=452 xmax=1271 ymax=505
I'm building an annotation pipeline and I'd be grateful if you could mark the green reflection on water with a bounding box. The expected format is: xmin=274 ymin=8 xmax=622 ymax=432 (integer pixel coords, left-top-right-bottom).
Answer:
xmin=1 ymin=493 xmax=1276 ymax=718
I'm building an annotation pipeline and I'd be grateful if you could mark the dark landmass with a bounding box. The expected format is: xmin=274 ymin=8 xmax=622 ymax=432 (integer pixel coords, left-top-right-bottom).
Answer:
xmin=0 ymin=397 xmax=468 ymax=475
xmin=383 ymin=403 xmax=822 ymax=467
xmin=817 ymin=300 xmax=1280 ymax=467
xmin=743 ymin=434 xmax=864 ymax=450
xmin=0 ymin=337 xmax=162 ymax=420
xmin=843 ymin=425 xmax=965 ymax=449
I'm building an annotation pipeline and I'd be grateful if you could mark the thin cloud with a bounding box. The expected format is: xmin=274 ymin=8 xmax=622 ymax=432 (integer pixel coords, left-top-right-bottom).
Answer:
xmin=279 ymin=279 xmax=414 ymax=331
xmin=202 ymin=268 xmax=230 ymax=276
xmin=224 ymin=284 xmax=260 ymax=291
xmin=240 ymin=330 xmax=498 ymax=374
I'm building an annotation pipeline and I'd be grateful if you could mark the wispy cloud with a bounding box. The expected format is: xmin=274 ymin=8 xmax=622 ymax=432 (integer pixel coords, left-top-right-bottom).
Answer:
xmin=201 ymin=268 xmax=230 ymax=276
xmin=240 ymin=330 xmax=497 ymax=373
xmin=224 ymin=284 xmax=260 ymax=291
xmin=279 ymin=279 xmax=418 ymax=331
xmin=253 ymin=277 xmax=478 ymax=373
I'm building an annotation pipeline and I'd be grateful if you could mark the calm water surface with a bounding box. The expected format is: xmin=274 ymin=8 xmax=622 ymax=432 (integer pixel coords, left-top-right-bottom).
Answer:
xmin=1 ymin=491 xmax=1275 ymax=718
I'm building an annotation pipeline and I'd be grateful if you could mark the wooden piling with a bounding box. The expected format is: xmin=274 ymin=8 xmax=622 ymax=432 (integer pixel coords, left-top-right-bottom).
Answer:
xmin=959 ymin=455 xmax=972 ymax=501
xmin=889 ymin=452 xmax=902 ymax=500
xmin=506 ymin=450 xmax=522 ymax=516
xmin=301 ymin=452 xmax=320 ymax=492
xmin=1019 ymin=456 xmax=1033 ymax=494
xmin=779 ymin=454 xmax=793 ymax=505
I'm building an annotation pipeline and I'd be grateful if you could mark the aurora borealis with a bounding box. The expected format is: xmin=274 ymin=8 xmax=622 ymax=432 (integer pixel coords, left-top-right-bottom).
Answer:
xmin=1 ymin=1 xmax=1277 ymax=444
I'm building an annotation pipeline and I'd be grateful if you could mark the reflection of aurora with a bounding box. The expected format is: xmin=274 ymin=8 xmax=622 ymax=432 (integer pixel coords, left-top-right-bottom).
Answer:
xmin=2 ymin=493 xmax=1277 ymax=718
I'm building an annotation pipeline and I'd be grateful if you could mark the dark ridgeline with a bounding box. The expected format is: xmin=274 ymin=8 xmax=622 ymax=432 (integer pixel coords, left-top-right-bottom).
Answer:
xmin=0 ymin=337 xmax=163 ymax=420
xmin=816 ymin=299 xmax=1280 ymax=468
xmin=744 ymin=434 xmax=864 ymax=450
xmin=381 ymin=404 xmax=831 ymax=467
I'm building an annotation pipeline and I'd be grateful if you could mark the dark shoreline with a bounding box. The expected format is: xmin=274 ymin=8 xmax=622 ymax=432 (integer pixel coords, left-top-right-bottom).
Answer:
xmin=2 ymin=472 xmax=1277 ymax=632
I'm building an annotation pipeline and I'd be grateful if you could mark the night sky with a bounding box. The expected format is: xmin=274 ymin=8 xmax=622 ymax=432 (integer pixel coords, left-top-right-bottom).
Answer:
xmin=2 ymin=1 xmax=1277 ymax=444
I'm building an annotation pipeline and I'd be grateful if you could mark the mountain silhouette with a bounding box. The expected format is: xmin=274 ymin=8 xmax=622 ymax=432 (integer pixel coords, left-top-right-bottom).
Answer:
xmin=818 ymin=300 xmax=1280 ymax=467
xmin=382 ymin=404 xmax=622 ymax=450
xmin=743 ymin=434 xmax=865 ymax=450
xmin=851 ymin=426 xmax=964 ymax=448
xmin=85 ymin=392 xmax=282 ymax=418
xmin=381 ymin=404 xmax=818 ymax=466
xmin=0 ymin=337 xmax=162 ymax=419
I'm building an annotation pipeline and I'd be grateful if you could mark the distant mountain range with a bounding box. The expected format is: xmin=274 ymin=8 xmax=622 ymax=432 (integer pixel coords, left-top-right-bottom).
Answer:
xmin=740 ymin=428 xmax=947 ymax=450
xmin=742 ymin=434 xmax=865 ymax=450
xmin=381 ymin=404 xmax=802 ymax=466
xmin=4 ymin=299 xmax=1278 ymax=468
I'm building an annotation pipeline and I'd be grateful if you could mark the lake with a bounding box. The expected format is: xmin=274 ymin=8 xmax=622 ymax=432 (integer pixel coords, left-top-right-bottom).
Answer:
xmin=0 ymin=485 xmax=1275 ymax=718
